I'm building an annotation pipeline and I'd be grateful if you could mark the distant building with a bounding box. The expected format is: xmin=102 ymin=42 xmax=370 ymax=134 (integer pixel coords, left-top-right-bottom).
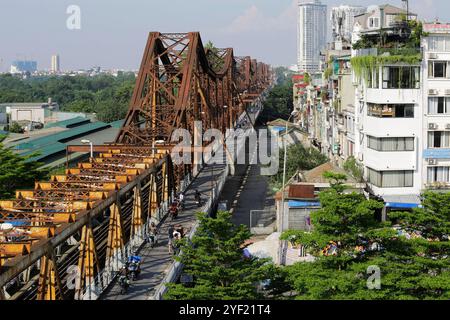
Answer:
xmin=51 ymin=55 xmax=60 ymax=73
xmin=297 ymin=0 xmax=327 ymax=73
xmin=10 ymin=60 xmax=37 ymax=74
xmin=0 ymin=100 xmax=59 ymax=125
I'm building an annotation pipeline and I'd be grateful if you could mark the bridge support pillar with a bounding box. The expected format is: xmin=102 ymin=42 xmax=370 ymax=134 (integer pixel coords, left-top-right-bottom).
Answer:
xmin=76 ymin=225 xmax=99 ymax=300
xmin=37 ymin=254 xmax=62 ymax=300
xmin=105 ymin=202 xmax=125 ymax=273
xmin=131 ymin=184 xmax=144 ymax=247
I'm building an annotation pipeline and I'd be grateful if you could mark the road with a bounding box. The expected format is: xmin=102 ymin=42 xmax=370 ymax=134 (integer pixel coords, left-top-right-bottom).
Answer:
xmin=219 ymin=126 xmax=275 ymax=228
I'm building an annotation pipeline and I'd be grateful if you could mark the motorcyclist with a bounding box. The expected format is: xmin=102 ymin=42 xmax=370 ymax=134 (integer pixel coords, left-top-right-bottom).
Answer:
xmin=118 ymin=266 xmax=130 ymax=294
xmin=194 ymin=189 xmax=202 ymax=207
xmin=178 ymin=192 xmax=185 ymax=210
xmin=148 ymin=222 xmax=158 ymax=247
xmin=169 ymin=201 xmax=179 ymax=220
xmin=127 ymin=254 xmax=142 ymax=280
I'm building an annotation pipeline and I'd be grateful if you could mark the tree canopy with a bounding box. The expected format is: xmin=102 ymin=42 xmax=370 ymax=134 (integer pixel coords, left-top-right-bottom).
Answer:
xmin=0 ymin=142 xmax=49 ymax=199
xmin=0 ymin=73 xmax=135 ymax=123
xmin=280 ymin=174 xmax=450 ymax=300
xmin=164 ymin=211 xmax=271 ymax=300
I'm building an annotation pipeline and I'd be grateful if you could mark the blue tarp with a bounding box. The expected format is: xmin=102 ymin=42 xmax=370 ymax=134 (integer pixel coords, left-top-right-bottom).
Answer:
xmin=385 ymin=202 xmax=423 ymax=209
xmin=288 ymin=200 xmax=321 ymax=208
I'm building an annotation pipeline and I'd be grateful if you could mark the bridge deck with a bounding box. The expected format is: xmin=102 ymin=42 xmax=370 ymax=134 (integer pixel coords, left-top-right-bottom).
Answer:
xmin=100 ymin=162 xmax=226 ymax=300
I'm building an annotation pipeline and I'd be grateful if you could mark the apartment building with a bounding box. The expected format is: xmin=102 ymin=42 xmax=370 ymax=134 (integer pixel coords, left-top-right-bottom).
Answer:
xmin=422 ymin=23 xmax=450 ymax=190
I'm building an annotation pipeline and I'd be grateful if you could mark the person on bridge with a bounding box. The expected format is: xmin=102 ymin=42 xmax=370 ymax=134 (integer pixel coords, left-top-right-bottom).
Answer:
xmin=148 ymin=222 xmax=158 ymax=248
xmin=194 ymin=189 xmax=203 ymax=207
xmin=168 ymin=225 xmax=175 ymax=254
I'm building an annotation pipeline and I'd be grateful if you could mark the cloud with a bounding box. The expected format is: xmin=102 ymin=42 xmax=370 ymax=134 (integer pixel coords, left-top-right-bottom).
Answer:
xmin=223 ymin=0 xmax=297 ymax=34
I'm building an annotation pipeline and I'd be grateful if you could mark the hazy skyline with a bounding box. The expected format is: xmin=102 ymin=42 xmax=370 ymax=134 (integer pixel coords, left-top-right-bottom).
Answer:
xmin=0 ymin=0 xmax=445 ymax=71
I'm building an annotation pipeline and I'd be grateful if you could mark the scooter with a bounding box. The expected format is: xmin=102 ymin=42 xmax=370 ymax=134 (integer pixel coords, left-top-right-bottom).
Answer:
xmin=128 ymin=261 xmax=141 ymax=281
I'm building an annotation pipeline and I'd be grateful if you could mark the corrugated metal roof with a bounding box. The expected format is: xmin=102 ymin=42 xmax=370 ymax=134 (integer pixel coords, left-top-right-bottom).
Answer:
xmin=109 ymin=119 xmax=125 ymax=129
xmin=21 ymin=142 xmax=67 ymax=162
xmin=45 ymin=117 xmax=90 ymax=129
xmin=15 ymin=121 xmax=110 ymax=153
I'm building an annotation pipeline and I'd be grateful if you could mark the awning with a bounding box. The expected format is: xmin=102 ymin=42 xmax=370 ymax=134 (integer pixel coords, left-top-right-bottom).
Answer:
xmin=383 ymin=195 xmax=423 ymax=209
xmin=288 ymin=200 xmax=321 ymax=208
xmin=385 ymin=202 xmax=422 ymax=209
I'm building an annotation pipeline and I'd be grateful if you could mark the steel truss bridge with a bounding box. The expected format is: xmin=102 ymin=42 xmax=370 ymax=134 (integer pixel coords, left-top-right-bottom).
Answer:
xmin=0 ymin=32 xmax=272 ymax=300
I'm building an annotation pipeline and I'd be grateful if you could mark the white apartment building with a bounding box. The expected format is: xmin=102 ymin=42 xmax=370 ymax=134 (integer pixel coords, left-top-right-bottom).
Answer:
xmin=297 ymin=0 xmax=327 ymax=73
xmin=422 ymin=23 xmax=450 ymax=191
xmin=351 ymin=5 xmax=423 ymax=206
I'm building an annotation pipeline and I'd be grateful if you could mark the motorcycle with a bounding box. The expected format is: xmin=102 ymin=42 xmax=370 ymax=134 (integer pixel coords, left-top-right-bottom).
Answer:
xmin=127 ymin=256 xmax=142 ymax=281
xmin=119 ymin=275 xmax=130 ymax=294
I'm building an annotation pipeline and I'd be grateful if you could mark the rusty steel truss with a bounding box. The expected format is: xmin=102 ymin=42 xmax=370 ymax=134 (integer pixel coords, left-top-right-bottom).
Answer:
xmin=0 ymin=31 xmax=272 ymax=300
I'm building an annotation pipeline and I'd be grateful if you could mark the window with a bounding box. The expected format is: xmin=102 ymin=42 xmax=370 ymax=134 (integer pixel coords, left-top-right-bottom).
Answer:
xmin=428 ymin=97 xmax=450 ymax=114
xmin=367 ymin=168 xmax=414 ymax=188
xmin=428 ymin=36 xmax=450 ymax=52
xmin=427 ymin=167 xmax=450 ymax=183
xmin=383 ymin=66 xmax=420 ymax=89
xmin=368 ymin=103 xmax=414 ymax=118
xmin=369 ymin=17 xmax=380 ymax=29
xmin=428 ymin=131 xmax=450 ymax=148
xmin=367 ymin=136 xmax=415 ymax=151
xmin=428 ymin=61 xmax=450 ymax=78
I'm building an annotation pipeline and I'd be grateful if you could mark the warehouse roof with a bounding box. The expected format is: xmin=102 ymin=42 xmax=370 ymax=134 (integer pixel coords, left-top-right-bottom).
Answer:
xmin=14 ymin=121 xmax=111 ymax=162
xmin=45 ymin=117 xmax=90 ymax=129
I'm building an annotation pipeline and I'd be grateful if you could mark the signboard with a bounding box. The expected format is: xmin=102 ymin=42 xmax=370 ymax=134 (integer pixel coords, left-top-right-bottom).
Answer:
xmin=423 ymin=23 xmax=450 ymax=34
xmin=423 ymin=148 xmax=450 ymax=159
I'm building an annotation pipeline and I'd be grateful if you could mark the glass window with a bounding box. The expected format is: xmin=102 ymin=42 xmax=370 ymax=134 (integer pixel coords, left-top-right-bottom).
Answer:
xmin=383 ymin=66 xmax=420 ymax=89
xmin=428 ymin=97 xmax=450 ymax=114
xmin=427 ymin=167 xmax=450 ymax=183
xmin=367 ymin=168 xmax=414 ymax=188
xmin=368 ymin=103 xmax=414 ymax=118
xmin=428 ymin=131 xmax=450 ymax=148
xmin=367 ymin=136 xmax=414 ymax=151
xmin=429 ymin=61 xmax=450 ymax=78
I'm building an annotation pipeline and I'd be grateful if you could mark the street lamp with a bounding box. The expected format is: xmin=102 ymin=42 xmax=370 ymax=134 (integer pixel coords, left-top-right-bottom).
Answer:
xmin=81 ymin=139 xmax=93 ymax=159
xmin=152 ymin=139 xmax=165 ymax=157
xmin=280 ymin=111 xmax=299 ymax=230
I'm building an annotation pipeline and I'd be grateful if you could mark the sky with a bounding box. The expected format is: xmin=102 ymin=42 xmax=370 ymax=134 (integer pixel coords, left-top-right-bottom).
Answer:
xmin=0 ymin=0 xmax=446 ymax=72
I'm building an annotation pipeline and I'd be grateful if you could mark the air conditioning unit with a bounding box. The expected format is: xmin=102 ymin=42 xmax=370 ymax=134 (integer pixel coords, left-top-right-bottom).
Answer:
xmin=428 ymin=159 xmax=438 ymax=165
xmin=446 ymin=123 xmax=450 ymax=130
xmin=429 ymin=123 xmax=438 ymax=130
xmin=428 ymin=53 xmax=438 ymax=59
xmin=445 ymin=89 xmax=450 ymax=96
xmin=429 ymin=89 xmax=439 ymax=95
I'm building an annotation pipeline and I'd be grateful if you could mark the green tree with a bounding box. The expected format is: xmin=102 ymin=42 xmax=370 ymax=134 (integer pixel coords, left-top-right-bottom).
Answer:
xmin=270 ymin=143 xmax=328 ymax=189
xmin=0 ymin=143 xmax=49 ymax=199
xmin=279 ymin=174 xmax=450 ymax=300
xmin=164 ymin=211 xmax=271 ymax=300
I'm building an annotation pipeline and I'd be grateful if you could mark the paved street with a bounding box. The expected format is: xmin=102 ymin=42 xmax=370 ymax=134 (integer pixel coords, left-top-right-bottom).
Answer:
xmin=220 ymin=126 xmax=275 ymax=228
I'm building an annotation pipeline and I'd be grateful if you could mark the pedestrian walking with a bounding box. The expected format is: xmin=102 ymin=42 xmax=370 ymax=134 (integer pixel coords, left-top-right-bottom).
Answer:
xmin=168 ymin=225 xmax=175 ymax=254
xmin=149 ymin=222 xmax=158 ymax=247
